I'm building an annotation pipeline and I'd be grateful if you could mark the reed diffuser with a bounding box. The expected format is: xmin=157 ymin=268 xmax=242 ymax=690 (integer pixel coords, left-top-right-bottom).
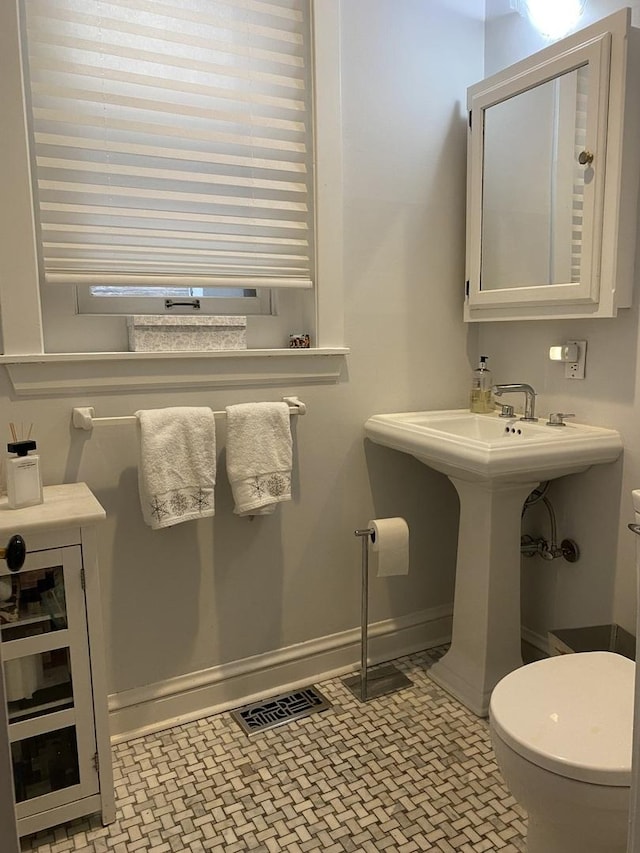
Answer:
xmin=6 ymin=422 xmax=42 ymax=509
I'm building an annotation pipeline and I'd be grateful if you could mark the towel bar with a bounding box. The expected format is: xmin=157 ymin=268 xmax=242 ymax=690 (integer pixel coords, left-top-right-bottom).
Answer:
xmin=72 ymin=396 xmax=306 ymax=431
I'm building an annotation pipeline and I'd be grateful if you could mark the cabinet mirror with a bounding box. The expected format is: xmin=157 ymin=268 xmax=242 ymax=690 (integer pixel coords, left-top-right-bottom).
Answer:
xmin=464 ymin=9 xmax=638 ymax=321
xmin=482 ymin=65 xmax=590 ymax=292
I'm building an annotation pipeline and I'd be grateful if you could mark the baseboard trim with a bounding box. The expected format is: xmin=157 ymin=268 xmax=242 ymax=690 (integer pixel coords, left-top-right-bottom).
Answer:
xmin=108 ymin=605 xmax=452 ymax=743
xmin=521 ymin=625 xmax=550 ymax=655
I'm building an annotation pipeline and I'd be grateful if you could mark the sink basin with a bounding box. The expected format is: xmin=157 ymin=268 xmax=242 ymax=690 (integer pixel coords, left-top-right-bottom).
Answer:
xmin=364 ymin=408 xmax=623 ymax=715
xmin=364 ymin=409 xmax=623 ymax=482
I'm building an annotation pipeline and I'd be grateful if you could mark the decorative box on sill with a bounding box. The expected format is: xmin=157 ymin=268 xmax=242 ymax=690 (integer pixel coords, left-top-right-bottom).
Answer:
xmin=127 ymin=315 xmax=247 ymax=352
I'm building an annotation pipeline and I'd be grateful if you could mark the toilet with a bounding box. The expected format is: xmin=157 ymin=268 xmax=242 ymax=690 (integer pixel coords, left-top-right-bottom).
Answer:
xmin=489 ymin=490 xmax=640 ymax=853
xmin=490 ymin=651 xmax=634 ymax=853
xmin=488 ymin=485 xmax=640 ymax=853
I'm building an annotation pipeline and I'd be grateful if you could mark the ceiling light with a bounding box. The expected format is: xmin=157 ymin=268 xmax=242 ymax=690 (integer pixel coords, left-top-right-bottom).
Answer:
xmin=512 ymin=0 xmax=586 ymax=40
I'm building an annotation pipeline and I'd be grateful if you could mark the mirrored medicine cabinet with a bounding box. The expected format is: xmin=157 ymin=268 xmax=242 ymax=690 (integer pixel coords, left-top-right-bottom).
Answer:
xmin=464 ymin=8 xmax=640 ymax=322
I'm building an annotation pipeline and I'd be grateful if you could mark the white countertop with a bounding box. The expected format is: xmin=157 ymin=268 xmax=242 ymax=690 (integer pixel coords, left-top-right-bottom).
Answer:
xmin=0 ymin=483 xmax=105 ymax=535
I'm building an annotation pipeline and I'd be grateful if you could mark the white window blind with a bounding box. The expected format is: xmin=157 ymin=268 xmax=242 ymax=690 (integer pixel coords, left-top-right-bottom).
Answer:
xmin=21 ymin=0 xmax=314 ymax=289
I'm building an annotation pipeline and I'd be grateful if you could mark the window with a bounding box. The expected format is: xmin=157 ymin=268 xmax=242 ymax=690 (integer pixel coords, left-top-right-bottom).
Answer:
xmin=0 ymin=0 xmax=342 ymax=361
xmin=76 ymin=285 xmax=272 ymax=316
xmin=21 ymin=0 xmax=314 ymax=316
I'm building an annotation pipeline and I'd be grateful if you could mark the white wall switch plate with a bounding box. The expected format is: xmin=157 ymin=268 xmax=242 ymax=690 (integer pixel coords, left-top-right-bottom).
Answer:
xmin=565 ymin=340 xmax=587 ymax=379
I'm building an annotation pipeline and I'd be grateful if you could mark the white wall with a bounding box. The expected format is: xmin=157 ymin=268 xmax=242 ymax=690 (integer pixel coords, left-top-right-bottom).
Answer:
xmin=483 ymin=0 xmax=640 ymax=640
xmin=0 ymin=1 xmax=484 ymax=732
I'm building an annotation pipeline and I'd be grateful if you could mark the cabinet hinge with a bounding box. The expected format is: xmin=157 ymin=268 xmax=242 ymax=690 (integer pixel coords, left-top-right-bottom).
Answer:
xmin=468 ymin=111 xmax=472 ymax=129
xmin=80 ymin=568 xmax=86 ymax=590
xmin=465 ymin=280 xmax=470 ymax=298
xmin=93 ymin=751 xmax=100 ymax=774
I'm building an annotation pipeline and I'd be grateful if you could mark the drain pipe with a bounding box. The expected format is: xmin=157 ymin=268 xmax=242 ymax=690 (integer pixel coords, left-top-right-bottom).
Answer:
xmin=521 ymin=484 xmax=580 ymax=562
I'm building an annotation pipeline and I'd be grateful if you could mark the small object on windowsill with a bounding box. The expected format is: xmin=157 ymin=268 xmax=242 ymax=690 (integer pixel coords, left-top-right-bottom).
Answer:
xmin=289 ymin=333 xmax=310 ymax=348
xmin=127 ymin=315 xmax=247 ymax=352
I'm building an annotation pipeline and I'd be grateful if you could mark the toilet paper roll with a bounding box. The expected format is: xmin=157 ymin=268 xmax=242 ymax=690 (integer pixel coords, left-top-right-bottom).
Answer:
xmin=368 ymin=517 xmax=409 ymax=577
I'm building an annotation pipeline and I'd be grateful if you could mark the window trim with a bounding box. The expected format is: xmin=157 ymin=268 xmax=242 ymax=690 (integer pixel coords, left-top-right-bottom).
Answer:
xmin=0 ymin=0 xmax=344 ymax=366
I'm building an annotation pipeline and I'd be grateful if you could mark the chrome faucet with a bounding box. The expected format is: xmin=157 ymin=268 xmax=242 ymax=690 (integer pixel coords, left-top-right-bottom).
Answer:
xmin=492 ymin=383 xmax=538 ymax=422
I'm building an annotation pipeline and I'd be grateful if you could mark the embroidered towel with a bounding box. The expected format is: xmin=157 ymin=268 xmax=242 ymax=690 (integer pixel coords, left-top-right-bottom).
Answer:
xmin=135 ymin=407 xmax=216 ymax=529
xmin=225 ymin=402 xmax=292 ymax=516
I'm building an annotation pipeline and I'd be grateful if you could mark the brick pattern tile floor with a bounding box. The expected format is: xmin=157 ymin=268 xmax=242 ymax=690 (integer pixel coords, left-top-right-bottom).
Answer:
xmin=21 ymin=647 xmax=527 ymax=852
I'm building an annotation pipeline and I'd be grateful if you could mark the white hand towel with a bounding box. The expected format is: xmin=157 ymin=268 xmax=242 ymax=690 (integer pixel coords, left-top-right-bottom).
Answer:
xmin=225 ymin=402 xmax=292 ymax=516
xmin=135 ymin=407 xmax=216 ymax=529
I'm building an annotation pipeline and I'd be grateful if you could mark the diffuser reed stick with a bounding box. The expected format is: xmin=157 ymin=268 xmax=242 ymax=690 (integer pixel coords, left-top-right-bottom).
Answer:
xmin=8 ymin=423 xmax=34 ymax=442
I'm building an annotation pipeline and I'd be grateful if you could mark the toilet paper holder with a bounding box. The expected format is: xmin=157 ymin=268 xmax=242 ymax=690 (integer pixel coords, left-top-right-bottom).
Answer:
xmin=342 ymin=527 xmax=413 ymax=702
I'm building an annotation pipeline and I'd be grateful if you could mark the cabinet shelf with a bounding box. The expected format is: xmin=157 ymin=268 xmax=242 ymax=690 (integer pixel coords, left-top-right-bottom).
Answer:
xmin=9 ymin=696 xmax=73 ymax=724
xmin=2 ymin=612 xmax=64 ymax=632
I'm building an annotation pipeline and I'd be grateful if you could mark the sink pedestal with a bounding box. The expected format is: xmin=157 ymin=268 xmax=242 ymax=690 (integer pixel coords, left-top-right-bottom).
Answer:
xmin=429 ymin=476 xmax=539 ymax=716
xmin=364 ymin=408 xmax=623 ymax=716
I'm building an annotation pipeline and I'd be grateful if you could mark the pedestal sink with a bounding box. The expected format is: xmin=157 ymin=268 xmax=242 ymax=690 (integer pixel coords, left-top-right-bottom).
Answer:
xmin=364 ymin=409 xmax=623 ymax=715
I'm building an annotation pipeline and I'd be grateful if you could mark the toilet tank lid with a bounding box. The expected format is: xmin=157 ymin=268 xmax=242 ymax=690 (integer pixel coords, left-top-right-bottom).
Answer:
xmin=490 ymin=652 xmax=634 ymax=786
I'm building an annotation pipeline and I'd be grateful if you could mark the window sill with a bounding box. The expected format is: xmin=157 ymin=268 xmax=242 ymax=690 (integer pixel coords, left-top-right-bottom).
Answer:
xmin=0 ymin=347 xmax=349 ymax=396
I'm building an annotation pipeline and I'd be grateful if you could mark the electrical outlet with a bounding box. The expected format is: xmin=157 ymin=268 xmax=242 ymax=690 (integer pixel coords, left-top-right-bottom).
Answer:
xmin=565 ymin=340 xmax=587 ymax=379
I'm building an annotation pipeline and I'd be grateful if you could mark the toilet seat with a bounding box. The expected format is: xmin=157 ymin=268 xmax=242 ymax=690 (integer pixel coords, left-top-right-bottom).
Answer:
xmin=490 ymin=651 xmax=634 ymax=786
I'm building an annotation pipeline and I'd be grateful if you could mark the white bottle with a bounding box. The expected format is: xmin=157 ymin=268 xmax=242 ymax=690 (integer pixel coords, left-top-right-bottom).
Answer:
xmin=6 ymin=440 xmax=43 ymax=509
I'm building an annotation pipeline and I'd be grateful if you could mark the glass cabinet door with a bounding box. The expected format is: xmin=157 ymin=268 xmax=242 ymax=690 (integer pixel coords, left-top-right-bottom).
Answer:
xmin=0 ymin=564 xmax=68 ymax=641
xmin=0 ymin=546 xmax=98 ymax=819
xmin=4 ymin=647 xmax=74 ymax=723
xmin=11 ymin=726 xmax=80 ymax=803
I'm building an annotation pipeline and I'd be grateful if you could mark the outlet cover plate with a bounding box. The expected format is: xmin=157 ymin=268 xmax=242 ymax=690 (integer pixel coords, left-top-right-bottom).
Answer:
xmin=565 ymin=340 xmax=587 ymax=379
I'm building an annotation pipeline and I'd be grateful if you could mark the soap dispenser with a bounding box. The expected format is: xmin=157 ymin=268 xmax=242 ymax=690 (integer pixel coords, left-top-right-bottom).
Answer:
xmin=470 ymin=356 xmax=493 ymax=413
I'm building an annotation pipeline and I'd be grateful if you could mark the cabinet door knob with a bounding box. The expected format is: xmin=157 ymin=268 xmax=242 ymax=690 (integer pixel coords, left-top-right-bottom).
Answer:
xmin=578 ymin=150 xmax=594 ymax=165
xmin=0 ymin=535 xmax=26 ymax=572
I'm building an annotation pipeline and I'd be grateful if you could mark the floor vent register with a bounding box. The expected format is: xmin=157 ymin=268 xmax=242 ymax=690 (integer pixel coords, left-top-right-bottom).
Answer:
xmin=230 ymin=686 xmax=331 ymax=735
